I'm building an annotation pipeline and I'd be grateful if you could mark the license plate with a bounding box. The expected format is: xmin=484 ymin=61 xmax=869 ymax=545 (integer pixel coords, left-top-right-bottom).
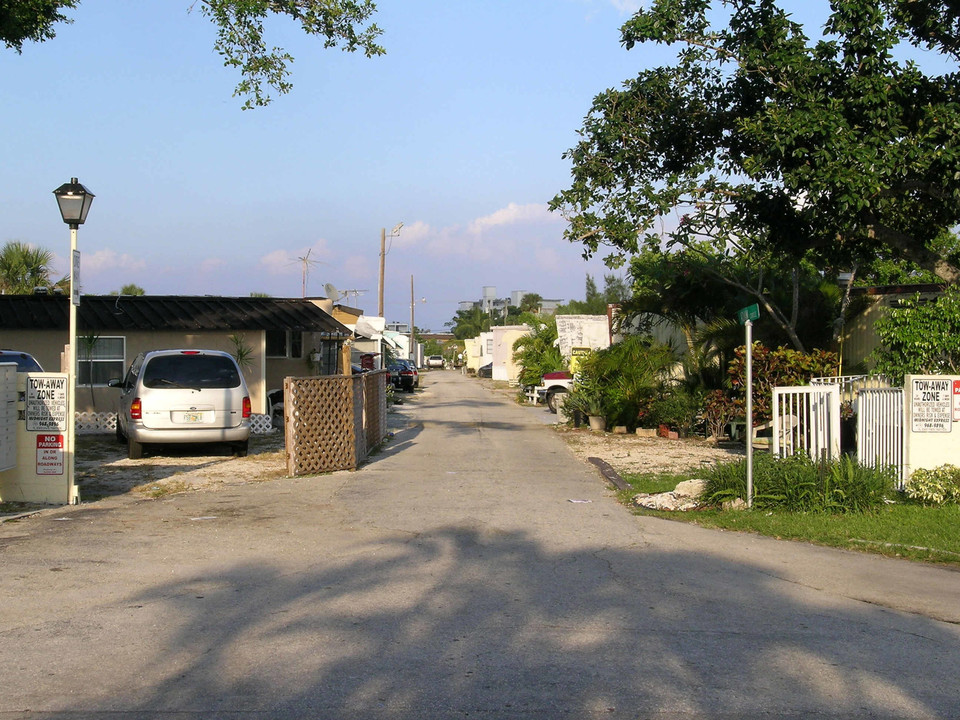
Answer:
xmin=182 ymin=412 xmax=204 ymax=423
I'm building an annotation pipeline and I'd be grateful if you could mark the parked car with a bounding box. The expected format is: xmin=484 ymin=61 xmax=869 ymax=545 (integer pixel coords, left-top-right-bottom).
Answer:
xmin=110 ymin=349 xmax=251 ymax=459
xmin=478 ymin=362 xmax=493 ymax=378
xmin=0 ymin=349 xmax=43 ymax=372
xmin=388 ymin=361 xmax=416 ymax=392
xmin=426 ymin=355 xmax=444 ymax=369
xmin=395 ymin=358 xmax=420 ymax=387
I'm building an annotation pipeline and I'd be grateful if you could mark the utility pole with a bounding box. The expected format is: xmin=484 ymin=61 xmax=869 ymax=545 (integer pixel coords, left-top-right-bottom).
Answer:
xmin=410 ymin=274 xmax=415 ymax=360
xmin=378 ymin=228 xmax=386 ymax=317
xmin=378 ymin=222 xmax=403 ymax=318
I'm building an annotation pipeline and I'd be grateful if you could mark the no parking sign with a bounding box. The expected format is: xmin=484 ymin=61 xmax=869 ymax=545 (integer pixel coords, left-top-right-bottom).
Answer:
xmin=36 ymin=434 xmax=64 ymax=476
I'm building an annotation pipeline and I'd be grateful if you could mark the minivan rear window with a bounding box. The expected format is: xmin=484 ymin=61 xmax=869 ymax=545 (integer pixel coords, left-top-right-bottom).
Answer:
xmin=142 ymin=354 xmax=241 ymax=389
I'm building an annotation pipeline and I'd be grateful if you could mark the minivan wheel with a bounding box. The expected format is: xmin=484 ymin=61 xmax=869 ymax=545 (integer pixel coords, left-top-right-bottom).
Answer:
xmin=115 ymin=421 xmax=126 ymax=443
xmin=128 ymin=437 xmax=144 ymax=460
xmin=233 ymin=441 xmax=249 ymax=458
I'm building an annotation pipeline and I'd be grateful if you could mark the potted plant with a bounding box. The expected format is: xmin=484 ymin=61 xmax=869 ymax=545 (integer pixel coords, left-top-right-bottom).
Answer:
xmin=566 ymin=381 xmax=607 ymax=432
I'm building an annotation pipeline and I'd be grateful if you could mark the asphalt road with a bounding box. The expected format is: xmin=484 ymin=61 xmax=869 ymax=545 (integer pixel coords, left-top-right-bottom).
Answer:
xmin=2 ymin=371 xmax=959 ymax=719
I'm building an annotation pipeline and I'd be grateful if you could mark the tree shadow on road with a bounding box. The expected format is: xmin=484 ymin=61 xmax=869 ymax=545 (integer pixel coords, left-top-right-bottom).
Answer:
xmin=43 ymin=523 xmax=960 ymax=719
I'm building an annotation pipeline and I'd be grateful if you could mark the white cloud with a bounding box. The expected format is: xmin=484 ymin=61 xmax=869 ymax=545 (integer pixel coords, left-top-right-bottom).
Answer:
xmin=82 ymin=249 xmax=147 ymax=273
xmin=199 ymin=258 xmax=226 ymax=274
xmin=610 ymin=0 xmax=642 ymax=13
xmin=391 ymin=220 xmax=431 ymax=248
xmin=467 ymin=203 xmax=557 ymax=235
xmin=259 ymin=249 xmax=295 ymax=275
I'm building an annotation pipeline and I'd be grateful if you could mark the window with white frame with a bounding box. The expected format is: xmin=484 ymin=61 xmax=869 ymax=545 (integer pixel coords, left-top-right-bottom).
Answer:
xmin=77 ymin=336 xmax=125 ymax=386
xmin=266 ymin=330 xmax=304 ymax=358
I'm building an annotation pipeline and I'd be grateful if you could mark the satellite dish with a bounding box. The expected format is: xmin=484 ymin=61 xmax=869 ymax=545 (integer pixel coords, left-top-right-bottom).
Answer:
xmin=324 ymin=283 xmax=343 ymax=301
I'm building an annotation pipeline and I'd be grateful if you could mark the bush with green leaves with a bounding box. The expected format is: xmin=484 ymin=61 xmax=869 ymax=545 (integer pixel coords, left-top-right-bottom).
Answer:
xmin=574 ymin=334 xmax=678 ymax=429
xmin=727 ymin=344 xmax=839 ymax=423
xmin=872 ymin=285 xmax=960 ymax=384
xmin=511 ymin=315 xmax=564 ymax=388
xmin=702 ymin=453 xmax=895 ymax=514
xmin=905 ymin=465 xmax=960 ymax=506
xmin=644 ymin=387 xmax=701 ymax=434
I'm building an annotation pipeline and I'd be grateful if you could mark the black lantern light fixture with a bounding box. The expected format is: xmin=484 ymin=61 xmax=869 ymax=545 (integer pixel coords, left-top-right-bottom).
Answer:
xmin=53 ymin=178 xmax=95 ymax=228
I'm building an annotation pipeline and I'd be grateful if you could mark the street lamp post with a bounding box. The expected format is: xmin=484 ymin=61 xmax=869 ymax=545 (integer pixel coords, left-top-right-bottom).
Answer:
xmin=409 ymin=274 xmax=425 ymax=362
xmin=53 ymin=178 xmax=94 ymax=505
xmin=378 ymin=222 xmax=403 ymax=317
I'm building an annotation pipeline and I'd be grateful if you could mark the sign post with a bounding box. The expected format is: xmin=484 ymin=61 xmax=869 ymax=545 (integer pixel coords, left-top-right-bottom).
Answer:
xmin=737 ymin=304 xmax=760 ymax=508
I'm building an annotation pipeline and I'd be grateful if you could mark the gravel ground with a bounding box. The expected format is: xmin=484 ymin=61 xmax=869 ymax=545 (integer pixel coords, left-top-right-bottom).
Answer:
xmin=556 ymin=425 xmax=743 ymax=477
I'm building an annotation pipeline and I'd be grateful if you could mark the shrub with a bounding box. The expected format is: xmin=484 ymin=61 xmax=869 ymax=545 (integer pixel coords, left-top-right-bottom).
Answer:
xmin=727 ymin=343 xmax=839 ymax=423
xmin=646 ymin=388 xmax=701 ymax=434
xmin=702 ymin=453 xmax=895 ymax=513
xmin=905 ymin=465 xmax=960 ymax=505
xmin=575 ymin=334 xmax=678 ymax=430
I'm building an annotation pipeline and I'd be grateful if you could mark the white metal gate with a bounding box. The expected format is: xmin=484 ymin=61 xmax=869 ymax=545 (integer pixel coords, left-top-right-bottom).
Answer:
xmin=771 ymin=385 xmax=841 ymax=461
xmin=857 ymin=387 xmax=906 ymax=488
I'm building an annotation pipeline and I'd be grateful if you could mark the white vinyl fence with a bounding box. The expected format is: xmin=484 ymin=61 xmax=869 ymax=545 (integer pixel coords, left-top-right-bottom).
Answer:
xmin=771 ymin=385 xmax=841 ymax=461
xmin=857 ymin=388 xmax=906 ymax=488
xmin=811 ymin=374 xmax=892 ymax=404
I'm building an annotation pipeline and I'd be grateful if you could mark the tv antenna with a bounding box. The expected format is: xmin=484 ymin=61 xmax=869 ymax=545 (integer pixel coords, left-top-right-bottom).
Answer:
xmin=341 ymin=289 xmax=368 ymax=306
xmin=297 ymin=249 xmax=324 ymax=297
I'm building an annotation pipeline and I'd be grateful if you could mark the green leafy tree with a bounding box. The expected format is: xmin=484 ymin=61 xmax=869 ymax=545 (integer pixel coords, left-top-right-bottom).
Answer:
xmin=511 ymin=314 xmax=563 ymax=387
xmin=445 ymin=306 xmax=492 ymax=340
xmin=872 ymin=284 xmax=960 ymax=383
xmin=518 ymin=292 xmax=543 ymax=314
xmin=0 ymin=240 xmax=58 ymax=294
xmin=109 ymin=284 xmax=145 ymax=296
xmin=551 ymin=0 xmax=960 ymax=326
xmin=1 ymin=1 xmax=384 ymax=109
xmin=625 ymin=243 xmax=840 ymax=352
xmin=559 ymin=273 xmax=630 ymax=315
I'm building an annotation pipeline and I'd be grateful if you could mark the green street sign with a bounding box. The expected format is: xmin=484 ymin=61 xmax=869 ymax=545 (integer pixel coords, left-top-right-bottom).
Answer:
xmin=737 ymin=303 xmax=760 ymax=325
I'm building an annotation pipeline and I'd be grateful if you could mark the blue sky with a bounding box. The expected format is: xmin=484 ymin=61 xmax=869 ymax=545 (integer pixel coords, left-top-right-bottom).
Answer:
xmin=2 ymin=0 xmax=658 ymax=332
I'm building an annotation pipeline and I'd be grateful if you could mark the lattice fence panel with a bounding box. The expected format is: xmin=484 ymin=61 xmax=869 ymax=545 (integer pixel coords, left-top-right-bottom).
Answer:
xmin=77 ymin=412 xmax=116 ymax=434
xmin=74 ymin=412 xmax=274 ymax=435
xmin=285 ymin=376 xmax=365 ymax=476
xmin=363 ymin=370 xmax=389 ymax=449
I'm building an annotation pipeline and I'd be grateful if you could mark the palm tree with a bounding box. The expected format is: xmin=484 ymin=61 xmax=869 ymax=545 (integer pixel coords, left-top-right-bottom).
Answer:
xmin=511 ymin=315 xmax=563 ymax=387
xmin=0 ymin=241 xmax=57 ymax=294
xmin=108 ymin=284 xmax=145 ymax=296
xmin=446 ymin=306 xmax=492 ymax=340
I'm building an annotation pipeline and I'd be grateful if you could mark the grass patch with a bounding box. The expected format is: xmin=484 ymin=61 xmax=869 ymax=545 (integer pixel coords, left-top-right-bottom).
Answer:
xmin=618 ymin=467 xmax=960 ymax=566
xmin=135 ymin=479 xmax=191 ymax=499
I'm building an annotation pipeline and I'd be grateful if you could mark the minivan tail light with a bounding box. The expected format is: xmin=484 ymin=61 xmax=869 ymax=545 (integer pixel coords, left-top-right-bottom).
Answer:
xmin=242 ymin=396 xmax=251 ymax=418
xmin=130 ymin=398 xmax=142 ymax=420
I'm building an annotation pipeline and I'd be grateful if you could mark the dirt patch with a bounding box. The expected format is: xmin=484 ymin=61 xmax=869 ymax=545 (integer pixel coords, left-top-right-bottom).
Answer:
xmin=74 ymin=432 xmax=288 ymax=502
xmin=475 ymin=377 xmax=744 ymax=478
xmin=555 ymin=426 xmax=743 ymax=477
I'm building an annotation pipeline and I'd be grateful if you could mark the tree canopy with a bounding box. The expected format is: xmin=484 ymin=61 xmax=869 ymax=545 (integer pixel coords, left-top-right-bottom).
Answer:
xmin=1 ymin=1 xmax=384 ymax=108
xmin=0 ymin=240 xmax=60 ymax=294
xmin=872 ymin=284 xmax=960 ymax=382
xmin=551 ymin=0 xmax=960 ymax=290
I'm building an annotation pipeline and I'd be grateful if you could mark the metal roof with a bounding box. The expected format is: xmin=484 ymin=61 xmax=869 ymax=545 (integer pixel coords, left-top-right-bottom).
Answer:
xmin=0 ymin=295 xmax=351 ymax=336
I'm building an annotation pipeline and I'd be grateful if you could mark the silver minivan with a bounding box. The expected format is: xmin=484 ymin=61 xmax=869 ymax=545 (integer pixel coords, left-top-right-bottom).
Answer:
xmin=110 ymin=349 xmax=251 ymax=459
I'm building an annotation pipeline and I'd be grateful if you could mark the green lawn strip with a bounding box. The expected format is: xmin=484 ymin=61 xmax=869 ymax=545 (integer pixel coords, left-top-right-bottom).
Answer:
xmin=618 ymin=471 xmax=960 ymax=566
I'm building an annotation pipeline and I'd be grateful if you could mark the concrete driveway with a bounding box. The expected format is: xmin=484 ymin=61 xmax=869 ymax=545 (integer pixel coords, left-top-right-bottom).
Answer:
xmin=2 ymin=370 xmax=959 ymax=719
